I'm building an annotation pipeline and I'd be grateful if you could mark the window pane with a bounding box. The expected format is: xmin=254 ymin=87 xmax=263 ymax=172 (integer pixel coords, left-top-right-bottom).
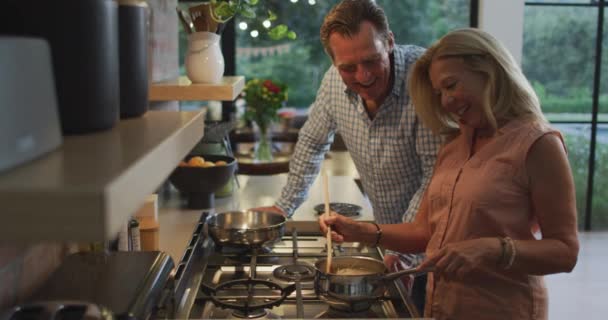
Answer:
xmin=601 ymin=13 xmax=608 ymax=117
xmin=522 ymin=6 xmax=596 ymax=122
xmin=236 ymin=0 xmax=469 ymax=109
xmin=526 ymin=1 xmax=596 ymax=4
xmin=592 ymin=124 xmax=608 ymax=230
xmin=554 ymin=123 xmax=590 ymax=229
xmin=379 ymin=0 xmax=470 ymax=48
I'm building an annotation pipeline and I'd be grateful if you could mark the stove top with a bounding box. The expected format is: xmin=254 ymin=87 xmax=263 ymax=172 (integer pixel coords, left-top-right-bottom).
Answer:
xmin=158 ymin=211 xmax=419 ymax=319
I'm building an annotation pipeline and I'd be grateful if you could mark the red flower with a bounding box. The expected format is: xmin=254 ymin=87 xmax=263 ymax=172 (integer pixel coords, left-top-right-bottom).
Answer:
xmin=263 ymin=79 xmax=281 ymax=94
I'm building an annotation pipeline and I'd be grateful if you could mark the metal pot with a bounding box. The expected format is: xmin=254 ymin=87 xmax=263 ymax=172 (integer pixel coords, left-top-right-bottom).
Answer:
xmin=206 ymin=210 xmax=286 ymax=248
xmin=314 ymin=256 xmax=426 ymax=302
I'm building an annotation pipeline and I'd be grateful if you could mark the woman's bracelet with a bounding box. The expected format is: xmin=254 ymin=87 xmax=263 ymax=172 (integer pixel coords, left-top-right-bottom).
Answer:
xmin=370 ymin=222 xmax=382 ymax=247
xmin=498 ymin=237 xmax=516 ymax=270
xmin=504 ymin=237 xmax=517 ymax=270
xmin=498 ymin=237 xmax=508 ymax=266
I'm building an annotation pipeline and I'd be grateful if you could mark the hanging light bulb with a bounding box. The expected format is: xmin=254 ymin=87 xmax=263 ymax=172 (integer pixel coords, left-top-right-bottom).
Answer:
xmin=239 ymin=22 xmax=248 ymax=30
xmin=250 ymin=30 xmax=259 ymax=38
xmin=262 ymin=20 xmax=271 ymax=29
xmin=308 ymin=0 xmax=316 ymax=4
xmin=290 ymin=0 xmax=298 ymax=3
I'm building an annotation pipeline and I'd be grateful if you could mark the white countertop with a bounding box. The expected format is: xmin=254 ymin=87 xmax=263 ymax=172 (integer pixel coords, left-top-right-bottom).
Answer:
xmin=158 ymin=174 xmax=373 ymax=263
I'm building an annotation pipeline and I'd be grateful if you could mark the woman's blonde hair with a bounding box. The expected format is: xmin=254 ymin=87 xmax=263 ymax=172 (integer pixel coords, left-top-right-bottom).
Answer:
xmin=408 ymin=28 xmax=546 ymax=137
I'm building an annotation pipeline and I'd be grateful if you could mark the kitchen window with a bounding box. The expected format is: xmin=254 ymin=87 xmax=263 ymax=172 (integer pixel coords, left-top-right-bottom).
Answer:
xmin=177 ymin=0 xmax=473 ymax=112
xmin=523 ymin=0 xmax=608 ymax=230
xmin=235 ymin=0 xmax=473 ymax=109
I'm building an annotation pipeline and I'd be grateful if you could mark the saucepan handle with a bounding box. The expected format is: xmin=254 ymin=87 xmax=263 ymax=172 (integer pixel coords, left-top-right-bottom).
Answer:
xmin=381 ymin=267 xmax=434 ymax=282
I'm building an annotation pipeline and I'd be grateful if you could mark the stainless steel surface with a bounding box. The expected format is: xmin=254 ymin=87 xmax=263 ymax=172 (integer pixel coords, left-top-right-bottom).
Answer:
xmin=206 ymin=210 xmax=286 ymax=247
xmin=382 ymin=267 xmax=431 ymax=282
xmin=314 ymin=256 xmax=388 ymax=301
xmin=157 ymin=177 xmax=419 ymax=319
xmin=166 ymin=218 xmax=418 ymax=319
xmin=314 ymin=256 xmax=428 ymax=303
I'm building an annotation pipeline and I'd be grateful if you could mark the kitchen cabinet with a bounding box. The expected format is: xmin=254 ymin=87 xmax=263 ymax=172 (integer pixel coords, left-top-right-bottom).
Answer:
xmin=0 ymin=110 xmax=205 ymax=242
xmin=149 ymin=76 xmax=245 ymax=101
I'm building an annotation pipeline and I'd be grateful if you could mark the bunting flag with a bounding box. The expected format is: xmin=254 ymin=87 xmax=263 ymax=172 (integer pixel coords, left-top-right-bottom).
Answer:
xmin=237 ymin=43 xmax=292 ymax=58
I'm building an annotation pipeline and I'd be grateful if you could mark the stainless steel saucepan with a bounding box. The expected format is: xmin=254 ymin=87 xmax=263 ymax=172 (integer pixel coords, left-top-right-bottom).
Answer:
xmin=314 ymin=256 xmax=429 ymax=302
xmin=206 ymin=210 xmax=286 ymax=248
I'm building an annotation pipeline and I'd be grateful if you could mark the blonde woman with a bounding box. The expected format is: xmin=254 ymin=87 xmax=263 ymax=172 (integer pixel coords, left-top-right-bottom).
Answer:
xmin=320 ymin=28 xmax=579 ymax=319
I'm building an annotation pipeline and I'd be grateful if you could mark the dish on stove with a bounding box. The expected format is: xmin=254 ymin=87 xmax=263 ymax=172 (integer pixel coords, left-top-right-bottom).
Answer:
xmin=207 ymin=210 xmax=286 ymax=248
xmin=333 ymin=266 xmax=375 ymax=276
xmin=313 ymin=202 xmax=362 ymax=216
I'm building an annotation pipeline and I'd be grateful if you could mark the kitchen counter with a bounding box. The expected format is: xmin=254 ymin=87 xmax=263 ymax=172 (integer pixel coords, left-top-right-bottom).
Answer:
xmin=158 ymin=173 xmax=373 ymax=263
xmin=0 ymin=110 xmax=205 ymax=241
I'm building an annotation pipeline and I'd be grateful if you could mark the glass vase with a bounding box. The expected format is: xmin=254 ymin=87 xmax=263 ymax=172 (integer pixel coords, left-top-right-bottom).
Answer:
xmin=253 ymin=121 xmax=274 ymax=162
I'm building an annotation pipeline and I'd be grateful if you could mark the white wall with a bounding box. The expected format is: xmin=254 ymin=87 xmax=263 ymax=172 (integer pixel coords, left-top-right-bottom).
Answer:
xmin=478 ymin=0 xmax=525 ymax=64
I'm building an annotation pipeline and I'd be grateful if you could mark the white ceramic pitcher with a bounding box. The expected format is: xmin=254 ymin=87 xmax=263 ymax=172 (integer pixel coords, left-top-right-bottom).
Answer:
xmin=185 ymin=31 xmax=224 ymax=84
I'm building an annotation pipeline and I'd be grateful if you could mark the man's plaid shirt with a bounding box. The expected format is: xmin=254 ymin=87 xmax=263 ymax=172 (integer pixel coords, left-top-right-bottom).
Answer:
xmin=275 ymin=44 xmax=441 ymax=263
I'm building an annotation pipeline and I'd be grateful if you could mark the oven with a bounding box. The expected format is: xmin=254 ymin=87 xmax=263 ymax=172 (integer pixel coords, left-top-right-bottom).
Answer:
xmin=154 ymin=211 xmax=420 ymax=319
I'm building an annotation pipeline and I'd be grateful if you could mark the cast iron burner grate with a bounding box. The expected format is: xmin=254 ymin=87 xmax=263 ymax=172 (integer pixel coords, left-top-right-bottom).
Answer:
xmin=200 ymin=279 xmax=295 ymax=316
xmin=272 ymin=263 xmax=316 ymax=281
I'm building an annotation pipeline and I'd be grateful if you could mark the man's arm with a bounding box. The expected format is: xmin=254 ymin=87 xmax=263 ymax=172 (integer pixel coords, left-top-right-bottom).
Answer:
xmin=274 ymin=72 xmax=338 ymax=217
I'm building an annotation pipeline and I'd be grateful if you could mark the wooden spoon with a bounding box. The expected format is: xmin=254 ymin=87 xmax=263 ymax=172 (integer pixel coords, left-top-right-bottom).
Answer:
xmin=323 ymin=170 xmax=332 ymax=273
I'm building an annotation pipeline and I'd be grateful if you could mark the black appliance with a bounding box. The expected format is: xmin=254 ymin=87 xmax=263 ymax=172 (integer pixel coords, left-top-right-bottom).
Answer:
xmin=0 ymin=0 xmax=119 ymax=134
xmin=118 ymin=0 xmax=149 ymax=119
xmin=29 ymin=251 xmax=174 ymax=320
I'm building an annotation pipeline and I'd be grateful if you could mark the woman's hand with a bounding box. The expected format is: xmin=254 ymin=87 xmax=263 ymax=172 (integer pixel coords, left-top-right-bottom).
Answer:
xmin=319 ymin=213 xmax=371 ymax=243
xmin=418 ymin=238 xmax=501 ymax=281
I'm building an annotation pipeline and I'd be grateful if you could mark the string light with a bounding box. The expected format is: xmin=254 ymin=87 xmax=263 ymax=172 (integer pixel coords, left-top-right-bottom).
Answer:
xmin=250 ymin=30 xmax=259 ymax=38
xmin=290 ymin=0 xmax=298 ymax=3
xmin=239 ymin=22 xmax=248 ymax=30
xmin=262 ymin=20 xmax=271 ymax=28
xmin=308 ymin=0 xmax=316 ymax=4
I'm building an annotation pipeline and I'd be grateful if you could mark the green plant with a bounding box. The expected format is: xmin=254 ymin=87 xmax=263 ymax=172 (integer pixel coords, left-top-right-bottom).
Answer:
xmin=211 ymin=0 xmax=296 ymax=40
xmin=242 ymin=78 xmax=288 ymax=132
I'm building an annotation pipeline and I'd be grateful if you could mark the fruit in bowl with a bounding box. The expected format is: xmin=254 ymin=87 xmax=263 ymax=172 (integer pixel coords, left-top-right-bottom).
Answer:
xmin=169 ymin=154 xmax=237 ymax=209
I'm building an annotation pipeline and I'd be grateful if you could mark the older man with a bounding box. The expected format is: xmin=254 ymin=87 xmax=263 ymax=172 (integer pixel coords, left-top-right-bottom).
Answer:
xmin=256 ymin=0 xmax=441 ymax=312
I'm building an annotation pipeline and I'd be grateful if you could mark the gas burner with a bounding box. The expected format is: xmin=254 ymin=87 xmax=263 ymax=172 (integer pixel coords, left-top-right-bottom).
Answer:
xmin=320 ymin=295 xmax=375 ymax=313
xmin=200 ymin=279 xmax=296 ymax=313
xmin=227 ymin=309 xmax=283 ymax=319
xmin=231 ymin=309 xmax=267 ymax=319
xmin=314 ymin=203 xmax=362 ymax=217
xmin=314 ymin=307 xmax=381 ymax=319
xmin=272 ymin=263 xmax=316 ymax=281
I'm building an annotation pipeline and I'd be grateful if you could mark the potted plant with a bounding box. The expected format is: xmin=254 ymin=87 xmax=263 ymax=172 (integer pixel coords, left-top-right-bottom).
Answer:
xmin=210 ymin=0 xmax=296 ymax=40
xmin=242 ymin=78 xmax=288 ymax=162
xmin=179 ymin=1 xmax=296 ymax=83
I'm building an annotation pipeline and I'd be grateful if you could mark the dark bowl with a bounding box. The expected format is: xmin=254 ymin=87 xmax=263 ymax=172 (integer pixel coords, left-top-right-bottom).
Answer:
xmin=169 ymin=154 xmax=237 ymax=209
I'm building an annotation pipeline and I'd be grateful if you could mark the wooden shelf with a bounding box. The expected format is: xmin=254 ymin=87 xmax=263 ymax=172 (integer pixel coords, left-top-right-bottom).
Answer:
xmin=149 ymin=76 xmax=245 ymax=101
xmin=0 ymin=110 xmax=206 ymax=242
